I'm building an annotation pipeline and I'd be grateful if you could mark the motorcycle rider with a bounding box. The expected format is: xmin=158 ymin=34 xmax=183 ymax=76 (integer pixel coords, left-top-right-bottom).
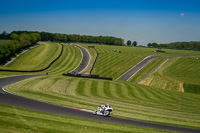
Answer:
xmin=98 ymin=103 xmax=110 ymax=113
xmin=105 ymin=103 xmax=110 ymax=108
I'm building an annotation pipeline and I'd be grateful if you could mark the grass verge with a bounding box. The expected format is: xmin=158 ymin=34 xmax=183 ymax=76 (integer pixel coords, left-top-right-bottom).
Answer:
xmin=5 ymin=75 xmax=200 ymax=129
xmin=0 ymin=104 xmax=175 ymax=133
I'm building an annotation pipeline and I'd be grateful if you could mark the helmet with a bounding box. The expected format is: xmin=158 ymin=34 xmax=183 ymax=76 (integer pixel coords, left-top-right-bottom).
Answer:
xmin=105 ymin=103 xmax=109 ymax=107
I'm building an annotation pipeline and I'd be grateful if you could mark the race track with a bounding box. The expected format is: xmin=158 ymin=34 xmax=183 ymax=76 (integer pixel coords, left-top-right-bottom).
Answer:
xmin=0 ymin=46 xmax=200 ymax=132
xmin=71 ymin=45 xmax=90 ymax=73
xmin=0 ymin=75 xmax=200 ymax=133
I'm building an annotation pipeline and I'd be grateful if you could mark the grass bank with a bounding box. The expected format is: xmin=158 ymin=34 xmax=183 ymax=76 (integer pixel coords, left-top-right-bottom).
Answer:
xmin=78 ymin=44 xmax=200 ymax=80
xmin=5 ymin=75 xmax=200 ymax=129
xmin=139 ymin=57 xmax=200 ymax=93
xmin=0 ymin=104 xmax=175 ymax=133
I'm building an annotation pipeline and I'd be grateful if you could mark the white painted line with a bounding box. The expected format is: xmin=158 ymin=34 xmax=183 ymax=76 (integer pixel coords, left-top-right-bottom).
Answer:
xmin=2 ymin=87 xmax=18 ymax=96
xmin=116 ymin=55 xmax=152 ymax=80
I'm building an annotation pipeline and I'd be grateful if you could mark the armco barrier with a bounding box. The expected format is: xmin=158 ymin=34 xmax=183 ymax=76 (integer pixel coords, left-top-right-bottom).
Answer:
xmin=0 ymin=44 xmax=64 ymax=72
xmin=63 ymin=73 xmax=112 ymax=81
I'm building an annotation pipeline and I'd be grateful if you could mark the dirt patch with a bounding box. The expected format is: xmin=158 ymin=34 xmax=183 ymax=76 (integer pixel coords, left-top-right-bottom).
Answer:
xmin=139 ymin=75 xmax=154 ymax=85
xmin=179 ymin=82 xmax=184 ymax=92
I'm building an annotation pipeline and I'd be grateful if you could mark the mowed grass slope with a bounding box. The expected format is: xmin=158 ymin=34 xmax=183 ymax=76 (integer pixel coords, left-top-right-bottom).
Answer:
xmin=41 ymin=43 xmax=82 ymax=74
xmin=78 ymin=44 xmax=200 ymax=80
xmin=5 ymin=75 xmax=200 ymax=129
xmin=139 ymin=57 xmax=200 ymax=93
xmin=6 ymin=42 xmax=61 ymax=70
xmin=0 ymin=104 xmax=174 ymax=133
xmin=0 ymin=42 xmax=82 ymax=76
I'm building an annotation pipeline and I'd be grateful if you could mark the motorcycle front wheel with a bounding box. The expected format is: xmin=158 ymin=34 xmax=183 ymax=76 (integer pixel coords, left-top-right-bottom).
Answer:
xmin=93 ymin=110 xmax=97 ymax=115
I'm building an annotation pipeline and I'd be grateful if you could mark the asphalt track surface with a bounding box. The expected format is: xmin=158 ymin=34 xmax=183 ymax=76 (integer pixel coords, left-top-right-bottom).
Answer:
xmin=0 ymin=76 xmax=200 ymax=133
xmin=72 ymin=45 xmax=90 ymax=73
xmin=117 ymin=55 xmax=161 ymax=81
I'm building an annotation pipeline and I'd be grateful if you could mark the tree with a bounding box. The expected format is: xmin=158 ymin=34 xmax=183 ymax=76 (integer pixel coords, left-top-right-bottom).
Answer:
xmin=152 ymin=43 xmax=158 ymax=48
xmin=147 ymin=43 xmax=152 ymax=47
xmin=19 ymin=33 xmax=31 ymax=47
xmin=0 ymin=31 xmax=9 ymax=39
xmin=10 ymin=33 xmax=19 ymax=40
xmin=126 ymin=40 xmax=131 ymax=46
xmin=132 ymin=41 xmax=137 ymax=46
xmin=30 ymin=33 xmax=41 ymax=44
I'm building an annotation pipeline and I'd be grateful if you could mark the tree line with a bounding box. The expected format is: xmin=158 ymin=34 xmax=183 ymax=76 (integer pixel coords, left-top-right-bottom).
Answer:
xmin=1 ymin=31 xmax=124 ymax=46
xmin=147 ymin=42 xmax=200 ymax=51
xmin=0 ymin=30 xmax=124 ymax=64
xmin=0 ymin=32 xmax=41 ymax=64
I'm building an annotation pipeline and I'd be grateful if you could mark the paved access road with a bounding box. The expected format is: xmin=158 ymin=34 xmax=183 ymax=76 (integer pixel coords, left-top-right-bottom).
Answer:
xmin=0 ymin=75 xmax=200 ymax=133
xmin=117 ymin=55 xmax=160 ymax=81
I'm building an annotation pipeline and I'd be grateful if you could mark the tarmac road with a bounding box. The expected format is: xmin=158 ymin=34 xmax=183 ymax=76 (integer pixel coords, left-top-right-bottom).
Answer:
xmin=0 ymin=75 xmax=200 ymax=133
xmin=117 ymin=55 xmax=160 ymax=81
xmin=71 ymin=45 xmax=90 ymax=73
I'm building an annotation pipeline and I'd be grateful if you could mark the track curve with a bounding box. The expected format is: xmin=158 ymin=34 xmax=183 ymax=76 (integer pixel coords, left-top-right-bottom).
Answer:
xmin=0 ymin=75 xmax=200 ymax=133
xmin=71 ymin=45 xmax=90 ymax=73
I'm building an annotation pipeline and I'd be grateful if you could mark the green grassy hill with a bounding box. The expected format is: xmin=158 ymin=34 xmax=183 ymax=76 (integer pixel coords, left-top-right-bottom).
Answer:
xmin=0 ymin=42 xmax=82 ymax=77
xmin=78 ymin=44 xmax=200 ymax=80
xmin=138 ymin=57 xmax=200 ymax=93
xmin=1 ymin=42 xmax=200 ymax=132
xmin=6 ymin=42 xmax=62 ymax=70
xmin=0 ymin=104 xmax=174 ymax=133
xmin=5 ymin=75 xmax=200 ymax=129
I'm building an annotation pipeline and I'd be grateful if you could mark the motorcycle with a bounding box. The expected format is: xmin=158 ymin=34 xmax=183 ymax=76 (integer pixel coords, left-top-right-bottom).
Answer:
xmin=93 ymin=105 xmax=113 ymax=116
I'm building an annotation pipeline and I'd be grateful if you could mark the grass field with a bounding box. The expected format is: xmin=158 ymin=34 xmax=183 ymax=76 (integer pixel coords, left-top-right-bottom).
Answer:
xmin=1 ymin=42 xmax=200 ymax=132
xmin=0 ymin=42 xmax=82 ymax=77
xmin=6 ymin=42 xmax=62 ymax=70
xmin=5 ymin=75 xmax=200 ymax=129
xmin=0 ymin=104 xmax=175 ymax=133
xmin=78 ymin=44 xmax=200 ymax=80
xmin=40 ymin=43 xmax=82 ymax=74
xmin=139 ymin=57 xmax=200 ymax=93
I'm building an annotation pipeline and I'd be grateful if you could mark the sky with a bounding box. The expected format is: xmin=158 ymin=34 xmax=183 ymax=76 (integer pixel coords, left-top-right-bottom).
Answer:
xmin=0 ymin=0 xmax=200 ymax=45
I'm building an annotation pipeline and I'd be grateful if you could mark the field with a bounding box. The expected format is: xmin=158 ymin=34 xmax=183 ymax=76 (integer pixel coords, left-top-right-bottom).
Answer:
xmin=78 ymin=44 xmax=200 ymax=80
xmin=6 ymin=42 xmax=62 ymax=70
xmin=139 ymin=57 xmax=200 ymax=93
xmin=0 ymin=42 xmax=82 ymax=76
xmin=1 ymin=42 xmax=200 ymax=132
xmin=0 ymin=104 xmax=175 ymax=133
xmin=5 ymin=75 xmax=200 ymax=129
